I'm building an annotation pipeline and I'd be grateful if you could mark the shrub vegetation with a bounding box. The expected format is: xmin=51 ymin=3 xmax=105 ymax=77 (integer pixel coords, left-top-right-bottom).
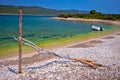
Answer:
xmin=58 ymin=10 xmax=120 ymax=20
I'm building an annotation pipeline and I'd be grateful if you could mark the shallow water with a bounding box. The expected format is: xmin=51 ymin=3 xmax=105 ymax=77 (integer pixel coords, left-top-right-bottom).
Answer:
xmin=0 ymin=15 xmax=118 ymax=54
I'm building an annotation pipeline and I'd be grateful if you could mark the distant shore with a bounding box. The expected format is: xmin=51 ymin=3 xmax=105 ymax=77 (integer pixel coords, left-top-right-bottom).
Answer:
xmin=54 ymin=17 xmax=120 ymax=26
xmin=0 ymin=13 xmax=55 ymax=16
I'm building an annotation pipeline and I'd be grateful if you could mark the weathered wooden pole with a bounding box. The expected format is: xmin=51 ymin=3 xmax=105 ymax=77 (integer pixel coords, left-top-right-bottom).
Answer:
xmin=18 ymin=10 xmax=22 ymax=73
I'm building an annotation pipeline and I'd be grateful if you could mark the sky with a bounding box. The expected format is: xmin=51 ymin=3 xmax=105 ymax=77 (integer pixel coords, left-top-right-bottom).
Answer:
xmin=0 ymin=0 xmax=120 ymax=14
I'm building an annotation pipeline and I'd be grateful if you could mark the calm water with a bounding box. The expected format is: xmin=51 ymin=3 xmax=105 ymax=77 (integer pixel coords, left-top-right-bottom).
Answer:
xmin=0 ymin=15 xmax=117 ymax=52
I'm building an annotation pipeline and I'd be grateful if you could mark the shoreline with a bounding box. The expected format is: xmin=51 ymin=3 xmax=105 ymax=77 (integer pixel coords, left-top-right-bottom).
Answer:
xmin=0 ymin=29 xmax=120 ymax=80
xmin=54 ymin=17 xmax=120 ymax=26
xmin=0 ymin=26 xmax=120 ymax=60
xmin=1 ymin=17 xmax=120 ymax=59
xmin=1 ymin=31 xmax=120 ymax=60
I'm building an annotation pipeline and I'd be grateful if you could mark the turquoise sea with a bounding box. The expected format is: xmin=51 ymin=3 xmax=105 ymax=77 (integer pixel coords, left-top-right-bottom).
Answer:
xmin=0 ymin=15 xmax=118 ymax=55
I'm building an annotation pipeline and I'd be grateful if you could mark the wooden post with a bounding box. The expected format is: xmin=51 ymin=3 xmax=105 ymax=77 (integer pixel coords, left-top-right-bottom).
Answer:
xmin=18 ymin=10 xmax=22 ymax=73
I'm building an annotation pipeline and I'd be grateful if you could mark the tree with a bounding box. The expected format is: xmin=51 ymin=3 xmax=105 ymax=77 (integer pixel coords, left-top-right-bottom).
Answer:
xmin=90 ymin=10 xmax=97 ymax=14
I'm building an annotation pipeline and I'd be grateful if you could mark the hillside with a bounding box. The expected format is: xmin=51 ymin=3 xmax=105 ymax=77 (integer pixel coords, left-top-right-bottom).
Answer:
xmin=0 ymin=5 xmax=89 ymax=15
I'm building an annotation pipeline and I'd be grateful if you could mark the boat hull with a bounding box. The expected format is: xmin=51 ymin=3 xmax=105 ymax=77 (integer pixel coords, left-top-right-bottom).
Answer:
xmin=92 ymin=25 xmax=104 ymax=31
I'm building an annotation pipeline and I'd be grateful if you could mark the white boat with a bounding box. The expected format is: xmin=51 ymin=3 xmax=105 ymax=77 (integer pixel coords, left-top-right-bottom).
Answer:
xmin=92 ymin=25 xmax=104 ymax=31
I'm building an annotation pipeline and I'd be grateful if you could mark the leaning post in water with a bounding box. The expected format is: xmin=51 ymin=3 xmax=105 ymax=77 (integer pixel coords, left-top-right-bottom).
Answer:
xmin=18 ymin=10 xmax=22 ymax=73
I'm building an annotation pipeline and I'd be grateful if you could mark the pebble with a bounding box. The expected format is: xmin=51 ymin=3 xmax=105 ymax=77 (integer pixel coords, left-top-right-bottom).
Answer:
xmin=0 ymin=35 xmax=120 ymax=80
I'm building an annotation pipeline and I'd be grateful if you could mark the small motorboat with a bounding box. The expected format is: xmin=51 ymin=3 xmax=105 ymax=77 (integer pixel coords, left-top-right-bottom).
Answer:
xmin=92 ymin=25 xmax=104 ymax=31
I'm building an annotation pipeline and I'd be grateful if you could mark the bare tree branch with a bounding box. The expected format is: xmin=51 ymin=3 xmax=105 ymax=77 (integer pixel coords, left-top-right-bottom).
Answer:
xmin=13 ymin=37 xmax=103 ymax=68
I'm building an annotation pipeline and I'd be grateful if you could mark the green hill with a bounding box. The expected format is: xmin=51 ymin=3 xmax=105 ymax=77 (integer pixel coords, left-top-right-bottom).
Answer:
xmin=0 ymin=5 xmax=89 ymax=15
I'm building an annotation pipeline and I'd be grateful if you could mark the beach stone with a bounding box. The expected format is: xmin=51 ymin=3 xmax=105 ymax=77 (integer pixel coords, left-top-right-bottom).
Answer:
xmin=0 ymin=34 xmax=120 ymax=80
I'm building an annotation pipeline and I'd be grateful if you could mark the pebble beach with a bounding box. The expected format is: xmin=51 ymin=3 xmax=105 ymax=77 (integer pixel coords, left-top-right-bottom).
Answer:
xmin=0 ymin=32 xmax=120 ymax=80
